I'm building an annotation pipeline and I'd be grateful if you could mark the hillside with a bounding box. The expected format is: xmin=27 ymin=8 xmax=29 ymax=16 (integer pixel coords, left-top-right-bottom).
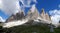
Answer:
xmin=0 ymin=22 xmax=60 ymax=33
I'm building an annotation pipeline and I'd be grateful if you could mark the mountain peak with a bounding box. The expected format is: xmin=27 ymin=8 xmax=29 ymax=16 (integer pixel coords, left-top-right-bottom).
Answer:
xmin=30 ymin=4 xmax=36 ymax=12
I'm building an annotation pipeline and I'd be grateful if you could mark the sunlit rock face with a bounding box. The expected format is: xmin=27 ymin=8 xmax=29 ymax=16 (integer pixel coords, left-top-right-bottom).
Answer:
xmin=40 ymin=8 xmax=51 ymax=21
xmin=40 ymin=9 xmax=46 ymax=19
xmin=6 ymin=11 xmax=25 ymax=22
xmin=45 ymin=13 xmax=51 ymax=21
xmin=6 ymin=14 xmax=16 ymax=22
xmin=27 ymin=5 xmax=40 ymax=20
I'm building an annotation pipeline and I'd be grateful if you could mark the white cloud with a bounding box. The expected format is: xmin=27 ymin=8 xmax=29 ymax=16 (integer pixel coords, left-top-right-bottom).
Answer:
xmin=49 ymin=10 xmax=60 ymax=15
xmin=0 ymin=0 xmax=3 ymax=9
xmin=19 ymin=0 xmax=37 ymax=7
xmin=19 ymin=0 xmax=37 ymax=11
xmin=0 ymin=0 xmax=37 ymax=15
xmin=58 ymin=4 xmax=60 ymax=8
xmin=19 ymin=0 xmax=37 ymax=12
xmin=33 ymin=0 xmax=37 ymax=3
xmin=0 ymin=16 xmax=5 ymax=22
xmin=0 ymin=0 xmax=2 ymax=4
xmin=49 ymin=9 xmax=60 ymax=24
xmin=1 ymin=0 xmax=21 ymax=15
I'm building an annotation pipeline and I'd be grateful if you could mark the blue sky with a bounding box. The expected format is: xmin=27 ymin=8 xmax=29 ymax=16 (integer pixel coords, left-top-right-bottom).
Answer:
xmin=0 ymin=10 xmax=9 ymax=19
xmin=0 ymin=0 xmax=60 ymax=21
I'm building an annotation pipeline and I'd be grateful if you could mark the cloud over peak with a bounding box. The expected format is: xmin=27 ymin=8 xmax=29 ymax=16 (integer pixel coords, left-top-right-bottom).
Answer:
xmin=19 ymin=0 xmax=37 ymax=7
xmin=49 ymin=9 xmax=60 ymax=15
xmin=49 ymin=9 xmax=60 ymax=24
xmin=0 ymin=0 xmax=37 ymax=15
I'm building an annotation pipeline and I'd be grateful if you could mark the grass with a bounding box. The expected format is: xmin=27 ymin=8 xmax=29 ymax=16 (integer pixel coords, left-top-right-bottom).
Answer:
xmin=0 ymin=23 xmax=60 ymax=33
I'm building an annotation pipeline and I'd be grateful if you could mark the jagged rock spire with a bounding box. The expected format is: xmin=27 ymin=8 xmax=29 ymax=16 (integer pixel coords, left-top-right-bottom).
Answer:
xmin=30 ymin=4 xmax=36 ymax=12
xmin=15 ymin=9 xmax=25 ymax=20
xmin=21 ymin=10 xmax=25 ymax=16
xmin=41 ymin=8 xmax=44 ymax=12
xmin=33 ymin=6 xmax=40 ymax=18
xmin=6 ymin=14 xmax=16 ymax=22
xmin=41 ymin=8 xmax=45 ymax=19
xmin=27 ymin=5 xmax=40 ymax=20
xmin=41 ymin=8 xmax=51 ymax=21
xmin=6 ymin=9 xmax=25 ymax=22
xmin=45 ymin=12 xmax=51 ymax=21
xmin=41 ymin=8 xmax=45 ymax=15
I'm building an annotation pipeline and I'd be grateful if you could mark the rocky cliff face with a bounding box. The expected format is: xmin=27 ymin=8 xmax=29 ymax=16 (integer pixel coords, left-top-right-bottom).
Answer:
xmin=27 ymin=6 xmax=40 ymax=20
xmin=40 ymin=8 xmax=45 ymax=19
xmin=45 ymin=13 xmax=51 ymax=21
xmin=6 ymin=14 xmax=16 ymax=22
xmin=6 ymin=10 xmax=25 ymax=22
xmin=40 ymin=8 xmax=51 ymax=21
xmin=6 ymin=7 xmax=51 ymax=22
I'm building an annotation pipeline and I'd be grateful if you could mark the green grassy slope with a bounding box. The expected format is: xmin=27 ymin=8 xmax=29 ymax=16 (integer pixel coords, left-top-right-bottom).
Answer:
xmin=2 ymin=23 xmax=60 ymax=33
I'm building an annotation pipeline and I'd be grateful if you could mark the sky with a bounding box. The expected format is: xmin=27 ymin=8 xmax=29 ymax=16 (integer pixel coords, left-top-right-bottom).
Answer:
xmin=0 ymin=0 xmax=60 ymax=23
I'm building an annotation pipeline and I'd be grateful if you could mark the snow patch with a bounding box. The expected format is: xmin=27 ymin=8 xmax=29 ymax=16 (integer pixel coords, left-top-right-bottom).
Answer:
xmin=3 ymin=19 xmax=28 ymax=28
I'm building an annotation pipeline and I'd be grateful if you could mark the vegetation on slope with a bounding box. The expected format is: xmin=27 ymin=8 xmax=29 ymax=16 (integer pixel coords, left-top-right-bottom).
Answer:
xmin=0 ymin=23 xmax=60 ymax=33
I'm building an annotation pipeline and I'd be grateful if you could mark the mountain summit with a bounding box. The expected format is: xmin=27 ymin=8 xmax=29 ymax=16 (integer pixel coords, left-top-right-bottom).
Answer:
xmin=27 ymin=5 xmax=40 ymax=20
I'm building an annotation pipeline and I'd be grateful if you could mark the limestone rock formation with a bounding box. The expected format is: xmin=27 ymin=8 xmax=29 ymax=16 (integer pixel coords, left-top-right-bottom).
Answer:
xmin=40 ymin=8 xmax=45 ymax=19
xmin=45 ymin=12 xmax=51 ymax=21
xmin=6 ymin=7 xmax=51 ymax=23
xmin=40 ymin=8 xmax=51 ymax=21
xmin=6 ymin=10 xmax=25 ymax=22
xmin=27 ymin=5 xmax=40 ymax=20
xmin=6 ymin=14 xmax=16 ymax=22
